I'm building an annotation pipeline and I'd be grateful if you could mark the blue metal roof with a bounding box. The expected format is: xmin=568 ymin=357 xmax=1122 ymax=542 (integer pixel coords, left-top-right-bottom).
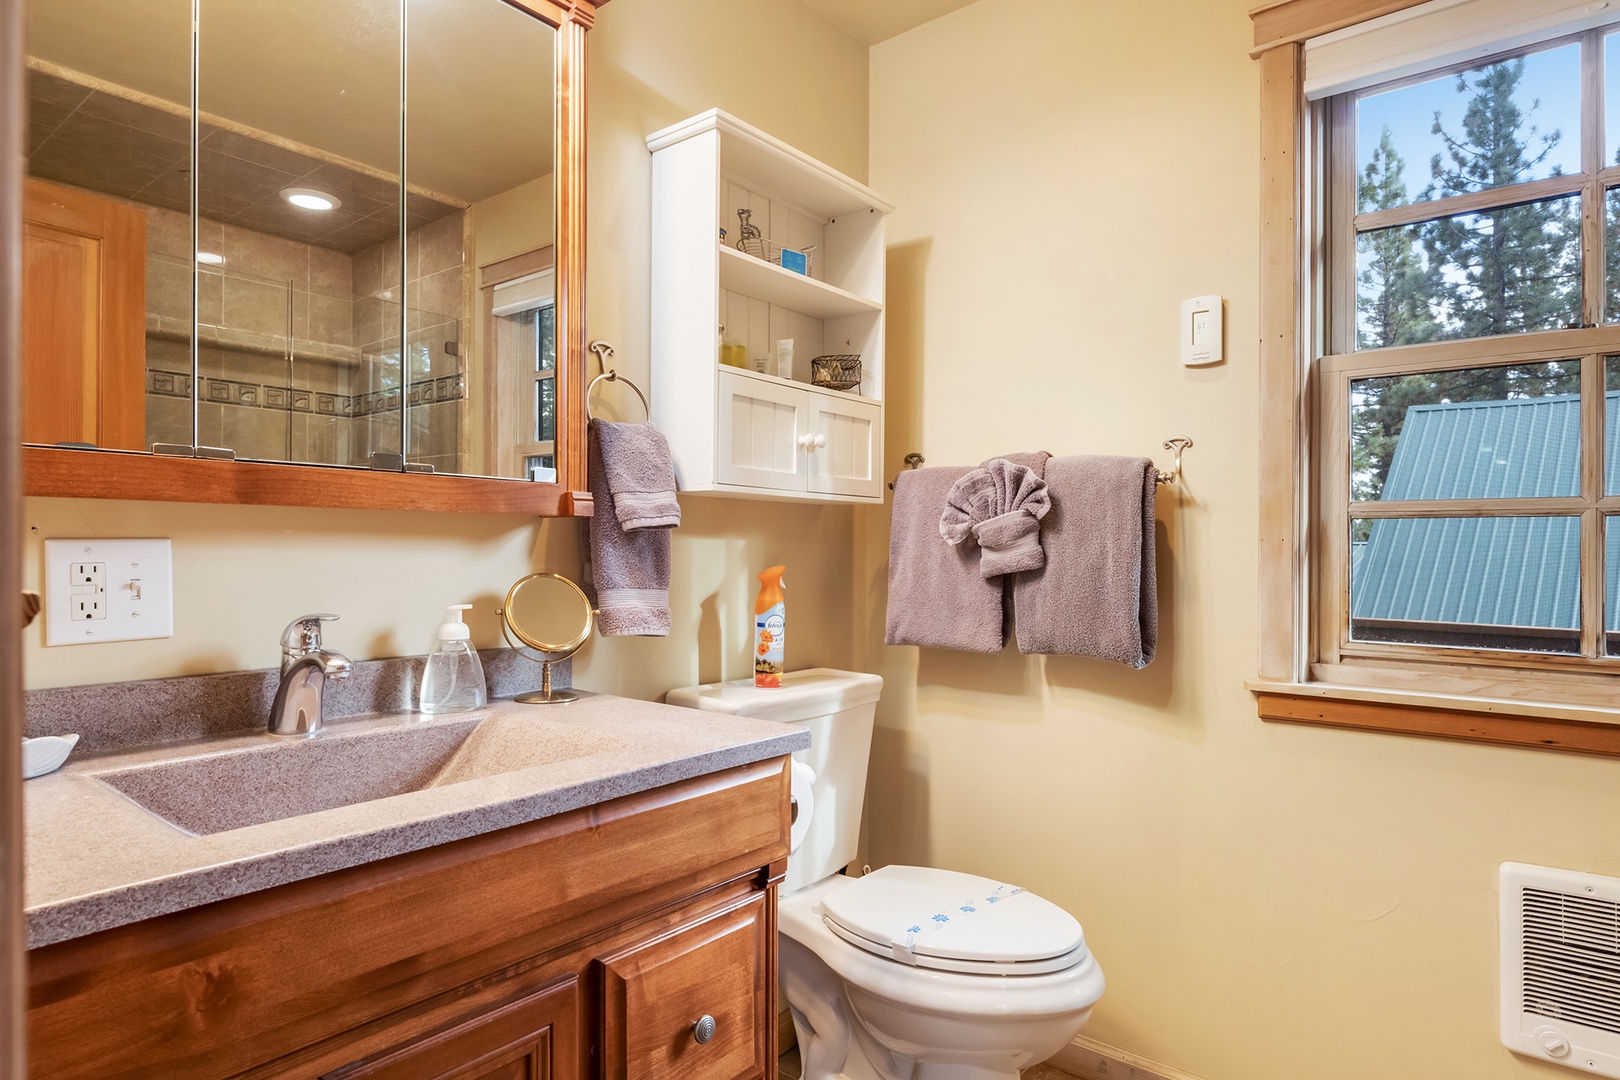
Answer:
xmin=1353 ymin=391 xmax=1619 ymax=633
xmin=1380 ymin=393 xmax=1582 ymax=500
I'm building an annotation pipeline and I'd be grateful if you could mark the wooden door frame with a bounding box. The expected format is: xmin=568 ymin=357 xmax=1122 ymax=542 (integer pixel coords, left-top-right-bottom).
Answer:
xmin=2 ymin=0 xmax=27 ymax=1069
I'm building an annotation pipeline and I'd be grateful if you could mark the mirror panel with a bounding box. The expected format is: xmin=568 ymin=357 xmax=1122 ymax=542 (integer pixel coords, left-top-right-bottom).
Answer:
xmin=24 ymin=0 xmax=192 ymax=453
xmin=406 ymin=0 xmax=556 ymax=479
xmin=197 ymin=0 xmax=405 ymax=467
xmin=504 ymin=573 xmax=592 ymax=656
xmin=21 ymin=0 xmax=564 ymax=486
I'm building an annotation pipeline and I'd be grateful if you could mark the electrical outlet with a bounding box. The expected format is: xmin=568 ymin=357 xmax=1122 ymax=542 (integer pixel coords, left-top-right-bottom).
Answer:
xmin=68 ymin=561 xmax=107 ymax=622
xmin=43 ymin=540 xmax=173 ymax=646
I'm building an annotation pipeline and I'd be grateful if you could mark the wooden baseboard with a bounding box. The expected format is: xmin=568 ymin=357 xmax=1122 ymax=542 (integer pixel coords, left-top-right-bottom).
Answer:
xmin=1046 ymin=1035 xmax=1206 ymax=1080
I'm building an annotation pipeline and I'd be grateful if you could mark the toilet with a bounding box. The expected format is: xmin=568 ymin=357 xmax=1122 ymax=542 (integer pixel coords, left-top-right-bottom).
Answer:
xmin=666 ymin=669 xmax=1105 ymax=1080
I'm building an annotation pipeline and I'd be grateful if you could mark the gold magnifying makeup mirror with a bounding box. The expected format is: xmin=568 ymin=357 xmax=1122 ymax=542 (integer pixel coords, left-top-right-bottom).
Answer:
xmin=498 ymin=573 xmax=594 ymax=704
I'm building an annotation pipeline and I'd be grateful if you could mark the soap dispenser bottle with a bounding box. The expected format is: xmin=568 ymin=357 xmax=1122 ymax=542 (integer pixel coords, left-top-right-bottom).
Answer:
xmin=419 ymin=604 xmax=487 ymax=714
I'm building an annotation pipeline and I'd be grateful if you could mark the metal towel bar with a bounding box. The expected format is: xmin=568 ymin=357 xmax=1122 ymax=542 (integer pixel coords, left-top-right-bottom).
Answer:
xmin=887 ymin=439 xmax=1193 ymax=491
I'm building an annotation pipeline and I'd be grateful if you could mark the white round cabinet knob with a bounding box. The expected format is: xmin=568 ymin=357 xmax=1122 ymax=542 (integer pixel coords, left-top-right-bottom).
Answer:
xmin=813 ymin=434 xmax=827 ymax=449
xmin=1534 ymin=1026 xmax=1571 ymax=1057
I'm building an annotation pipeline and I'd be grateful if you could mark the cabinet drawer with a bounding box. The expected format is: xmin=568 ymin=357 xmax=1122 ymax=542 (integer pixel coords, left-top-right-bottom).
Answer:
xmin=323 ymin=977 xmax=579 ymax=1080
xmin=600 ymin=892 xmax=768 ymax=1080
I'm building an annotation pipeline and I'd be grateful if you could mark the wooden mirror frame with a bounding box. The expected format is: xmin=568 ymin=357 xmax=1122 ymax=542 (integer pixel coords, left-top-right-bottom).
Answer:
xmin=21 ymin=0 xmax=606 ymax=517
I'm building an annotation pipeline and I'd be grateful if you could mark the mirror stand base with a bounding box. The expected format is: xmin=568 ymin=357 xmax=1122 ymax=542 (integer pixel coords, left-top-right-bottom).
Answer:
xmin=514 ymin=688 xmax=579 ymax=705
xmin=514 ymin=658 xmax=578 ymax=705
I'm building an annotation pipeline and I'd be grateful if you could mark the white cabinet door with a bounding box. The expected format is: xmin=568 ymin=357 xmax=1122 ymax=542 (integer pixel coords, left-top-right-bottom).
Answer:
xmin=716 ymin=368 xmax=808 ymax=491
xmin=806 ymin=390 xmax=881 ymax=498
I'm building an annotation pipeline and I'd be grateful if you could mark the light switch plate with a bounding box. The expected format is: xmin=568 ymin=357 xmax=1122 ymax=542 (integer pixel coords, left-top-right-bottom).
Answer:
xmin=1181 ymin=294 xmax=1224 ymax=367
xmin=43 ymin=539 xmax=173 ymax=646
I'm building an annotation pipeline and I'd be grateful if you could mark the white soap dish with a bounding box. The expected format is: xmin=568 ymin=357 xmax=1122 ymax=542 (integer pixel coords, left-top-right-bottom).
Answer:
xmin=23 ymin=734 xmax=79 ymax=779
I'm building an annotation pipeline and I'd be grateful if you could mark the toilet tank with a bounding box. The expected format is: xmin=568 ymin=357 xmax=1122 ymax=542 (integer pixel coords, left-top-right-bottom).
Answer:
xmin=666 ymin=669 xmax=883 ymax=894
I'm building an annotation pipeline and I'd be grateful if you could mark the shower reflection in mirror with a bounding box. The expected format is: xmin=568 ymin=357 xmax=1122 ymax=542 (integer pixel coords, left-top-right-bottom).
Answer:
xmin=21 ymin=0 xmax=557 ymax=479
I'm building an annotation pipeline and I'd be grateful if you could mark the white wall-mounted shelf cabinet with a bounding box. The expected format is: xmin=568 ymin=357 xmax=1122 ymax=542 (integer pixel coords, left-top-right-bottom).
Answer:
xmin=648 ymin=109 xmax=893 ymax=503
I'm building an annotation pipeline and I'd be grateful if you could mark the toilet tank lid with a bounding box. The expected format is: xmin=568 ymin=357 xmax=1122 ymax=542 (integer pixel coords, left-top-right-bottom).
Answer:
xmin=820 ymin=865 xmax=1085 ymax=965
xmin=665 ymin=668 xmax=883 ymax=723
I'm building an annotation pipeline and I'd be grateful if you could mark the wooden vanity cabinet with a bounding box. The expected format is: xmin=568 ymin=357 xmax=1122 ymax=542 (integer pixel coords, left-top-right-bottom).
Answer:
xmin=25 ymin=758 xmax=789 ymax=1080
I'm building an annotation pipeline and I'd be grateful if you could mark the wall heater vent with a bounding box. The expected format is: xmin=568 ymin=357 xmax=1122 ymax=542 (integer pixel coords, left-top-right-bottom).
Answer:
xmin=1503 ymin=863 xmax=1620 ymax=1076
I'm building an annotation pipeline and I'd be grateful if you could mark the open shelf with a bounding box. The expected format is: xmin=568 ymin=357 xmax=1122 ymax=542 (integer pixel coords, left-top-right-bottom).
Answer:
xmin=717 ymin=245 xmax=880 ymax=320
xmin=649 ymin=109 xmax=894 ymax=220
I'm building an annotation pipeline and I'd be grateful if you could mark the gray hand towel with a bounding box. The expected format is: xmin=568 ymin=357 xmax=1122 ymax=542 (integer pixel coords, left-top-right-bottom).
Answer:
xmin=593 ymin=419 xmax=681 ymax=530
xmin=939 ymin=458 xmax=1051 ymax=578
xmin=580 ymin=423 xmax=672 ymax=636
xmin=1012 ymin=455 xmax=1157 ymax=667
xmin=885 ymin=467 xmax=1006 ymax=653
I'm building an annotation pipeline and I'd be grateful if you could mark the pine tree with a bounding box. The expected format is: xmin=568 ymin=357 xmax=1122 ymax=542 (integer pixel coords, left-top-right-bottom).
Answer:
xmin=1420 ymin=58 xmax=1580 ymax=338
xmin=1356 ymin=126 xmax=1439 ymax=349
xmin=1353 ymin=58 xmax=1583 ymax=501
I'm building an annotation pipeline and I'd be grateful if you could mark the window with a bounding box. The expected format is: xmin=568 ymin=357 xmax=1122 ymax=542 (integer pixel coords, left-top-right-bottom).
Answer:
xmin=1317 ymin=31 xmax=1620 ymax=698
xmin=486 ymin=261 xmax=556 ymax=480
xmin=525 ymin=302 xmax=558 ymax=482
xmin=1252 ymin=1 xmax=1620 ymax=752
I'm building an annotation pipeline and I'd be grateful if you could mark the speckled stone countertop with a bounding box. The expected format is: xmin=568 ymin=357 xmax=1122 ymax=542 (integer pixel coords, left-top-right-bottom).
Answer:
xmin=24 ymin=693 xmax=807 ymax=949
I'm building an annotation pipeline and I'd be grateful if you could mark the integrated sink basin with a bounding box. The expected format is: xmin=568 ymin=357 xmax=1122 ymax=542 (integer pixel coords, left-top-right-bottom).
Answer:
xmin=93 ymin=715 xmax=620 ymax=836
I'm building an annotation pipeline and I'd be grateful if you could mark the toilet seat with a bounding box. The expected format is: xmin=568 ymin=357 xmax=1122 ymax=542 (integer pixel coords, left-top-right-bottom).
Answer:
xmin=817 ymin=865 xmax=1089 ymax=976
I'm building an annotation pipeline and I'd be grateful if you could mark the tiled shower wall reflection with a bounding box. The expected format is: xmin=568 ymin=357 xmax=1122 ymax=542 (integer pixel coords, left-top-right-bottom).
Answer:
xmin=144 ymin=207 xmax=466 ymax=470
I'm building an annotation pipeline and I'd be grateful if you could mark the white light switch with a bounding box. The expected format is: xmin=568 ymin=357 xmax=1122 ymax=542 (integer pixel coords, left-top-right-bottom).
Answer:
xmin=44 ymin=539 xmax=173 ymax=646
xmin=1181 ymin=295 xmax=1224 ymax=367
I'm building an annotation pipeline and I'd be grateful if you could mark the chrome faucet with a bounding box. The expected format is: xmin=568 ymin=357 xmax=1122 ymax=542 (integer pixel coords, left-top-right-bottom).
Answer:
xmin=268 ymin=613 xmax=352 ymax=737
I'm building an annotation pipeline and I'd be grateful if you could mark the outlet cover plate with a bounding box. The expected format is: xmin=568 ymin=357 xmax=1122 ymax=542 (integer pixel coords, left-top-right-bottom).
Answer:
xmin=44 ymin=539 xmax=173 ymax=646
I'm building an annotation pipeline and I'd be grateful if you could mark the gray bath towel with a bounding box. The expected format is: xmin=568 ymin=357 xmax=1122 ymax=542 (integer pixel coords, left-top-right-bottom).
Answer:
xmin=1013 ymin=456 xmax=1157 ymax=667
xmin=885 ymin=467 xmax=1007 ymax=653
xmin=593 ymin=419 xmax=681 ymax=530
xmin=939 ymin=458 xmax=1051 ymax=578
xmin=580 ymin=423 xmax=672 ymax=636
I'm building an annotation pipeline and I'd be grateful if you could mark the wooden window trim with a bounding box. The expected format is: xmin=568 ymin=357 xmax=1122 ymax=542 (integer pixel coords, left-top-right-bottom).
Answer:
xmin=1249 ymin=0 xmax=1620 ymax=757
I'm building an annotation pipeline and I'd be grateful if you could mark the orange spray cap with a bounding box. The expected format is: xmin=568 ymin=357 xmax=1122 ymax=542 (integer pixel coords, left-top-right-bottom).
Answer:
xmin=756 ymin=565 xmax=786 ymax=613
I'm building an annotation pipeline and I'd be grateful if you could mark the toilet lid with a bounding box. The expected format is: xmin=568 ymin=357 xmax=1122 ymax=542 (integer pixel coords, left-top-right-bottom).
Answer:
xmin=819 ymin=866 xmax=1086 ymax=975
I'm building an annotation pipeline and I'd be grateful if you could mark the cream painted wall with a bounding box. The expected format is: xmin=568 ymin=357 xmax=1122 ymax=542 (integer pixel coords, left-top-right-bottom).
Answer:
xmin=866 ymin=3 xmax=1620 ymax=1080
xmin=472 ymin=175 xmax=554 ymax=269
xmin=22 ymin=0 xmax=869 ymax=695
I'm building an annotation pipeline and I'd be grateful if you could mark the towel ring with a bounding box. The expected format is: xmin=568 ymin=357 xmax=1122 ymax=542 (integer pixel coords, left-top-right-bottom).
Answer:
xmin=585 ymin=340 xmax=650 ymax=423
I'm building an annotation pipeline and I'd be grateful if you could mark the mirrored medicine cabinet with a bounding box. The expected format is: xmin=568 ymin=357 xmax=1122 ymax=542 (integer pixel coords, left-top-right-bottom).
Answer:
xmin=19 ymin=0 xmax=601 ymax=515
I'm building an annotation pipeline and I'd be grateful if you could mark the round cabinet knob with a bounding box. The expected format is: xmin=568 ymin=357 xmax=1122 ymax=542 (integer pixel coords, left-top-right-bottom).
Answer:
xmin=796 ymin=434 xmax=812 ymax=449
xmin=813 ymin=434 xmax=827 ymax=449
xmin=693 ymin=1014 xmax=717 ymax=1044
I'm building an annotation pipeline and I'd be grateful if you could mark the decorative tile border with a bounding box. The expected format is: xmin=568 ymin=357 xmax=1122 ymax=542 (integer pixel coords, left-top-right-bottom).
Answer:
xmin=26 ymin=649 xmax=571 ymax=755
xmin=146 ymin=373 xmax=463 ymax=417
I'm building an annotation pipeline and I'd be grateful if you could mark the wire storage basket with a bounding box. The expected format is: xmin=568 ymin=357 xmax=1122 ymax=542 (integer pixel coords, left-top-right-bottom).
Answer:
xmin=733 ymin=209 xmax=815 ymax=274
xmin=811 ymin=354 xmax=862 ymax=392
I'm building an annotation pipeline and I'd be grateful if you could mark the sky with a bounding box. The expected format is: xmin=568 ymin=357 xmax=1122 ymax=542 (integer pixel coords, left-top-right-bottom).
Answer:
xmin=1356 ymin=38 xmax=1592 ymax=202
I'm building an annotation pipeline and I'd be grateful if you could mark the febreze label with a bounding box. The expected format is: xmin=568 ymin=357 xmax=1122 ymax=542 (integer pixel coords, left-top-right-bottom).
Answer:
xmin=755 ymin=603 xmax=785 ymax=688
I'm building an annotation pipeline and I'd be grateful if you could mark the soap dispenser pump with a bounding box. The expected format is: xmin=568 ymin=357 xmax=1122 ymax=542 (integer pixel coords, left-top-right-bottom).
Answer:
xmin=419 ymin=604 xmax=488 ymax=714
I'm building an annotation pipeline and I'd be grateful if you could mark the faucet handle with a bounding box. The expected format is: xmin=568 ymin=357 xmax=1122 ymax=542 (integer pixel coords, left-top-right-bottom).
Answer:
xmin=282 ymin=613 xmax=340 ymax=658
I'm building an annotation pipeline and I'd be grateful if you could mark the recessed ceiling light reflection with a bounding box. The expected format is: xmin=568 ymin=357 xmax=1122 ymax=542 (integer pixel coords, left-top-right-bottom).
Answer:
xmin=279 ymin=187 xmax=341 ymax=211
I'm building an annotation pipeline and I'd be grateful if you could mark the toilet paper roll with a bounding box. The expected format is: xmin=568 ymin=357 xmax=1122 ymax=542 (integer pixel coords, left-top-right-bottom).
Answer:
xmin=789 ymin=760 xmax=816 ymax=853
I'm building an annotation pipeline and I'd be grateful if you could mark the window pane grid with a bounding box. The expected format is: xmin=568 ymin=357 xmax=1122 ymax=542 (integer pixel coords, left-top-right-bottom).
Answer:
xmin=1322 ymin=32 xmax=1620 ymax=668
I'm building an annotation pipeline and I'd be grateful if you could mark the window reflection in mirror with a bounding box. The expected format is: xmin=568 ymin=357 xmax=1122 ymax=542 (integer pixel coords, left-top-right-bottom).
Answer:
xmin=22 ymin=0 xmax=558 ymax=482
